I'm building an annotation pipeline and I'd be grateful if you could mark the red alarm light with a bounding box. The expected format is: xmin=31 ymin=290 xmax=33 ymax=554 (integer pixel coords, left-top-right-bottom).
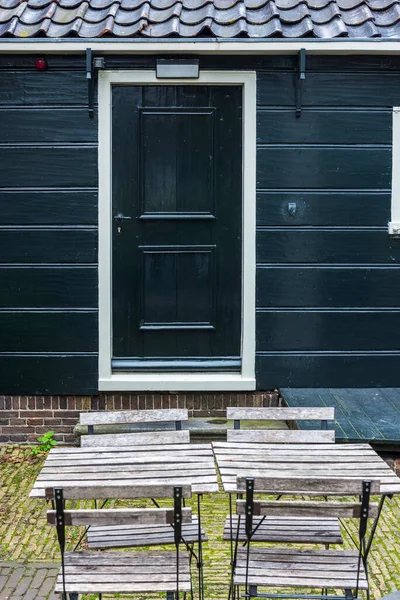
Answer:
xmin=35 ymin=57 xmax=48 ymax=71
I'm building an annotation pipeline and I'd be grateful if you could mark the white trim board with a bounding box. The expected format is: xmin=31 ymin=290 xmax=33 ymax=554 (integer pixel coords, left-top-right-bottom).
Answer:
xmin=2 ymin=40 xmax=400 ymax=54
xmin=98 ymin=70 xmax=256 ymax=392
xmin=390 ymin=107 xmax=400 ymax=235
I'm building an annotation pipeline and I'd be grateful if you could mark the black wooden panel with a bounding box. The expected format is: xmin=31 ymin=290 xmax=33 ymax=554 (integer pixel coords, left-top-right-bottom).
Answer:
xmin=257 ymin=229 xmax=400 ymax=264
xmin=0 ymin=147 xmax=97 ymax=188
xmin=257 ymin=148 xmax=391 ymax=189
xmin=0 ymin=108 xmax=97 ymax=142
xmin=0 ymin=230 xmax=97 ymax=263
xmin=256 ymin=353 xmax=400 ymax=388
xmin=0 ymin=267 xmax=97 ymax=308
xmin=140 ymin=108 xmax=215 ymax=216
xmin=257 ymin=110 xmax=392 ymax=145
xmin=257 ymin=72 xmax=400 ymax=107
xmin=0 ymin=355 xmax=98 ymax=394
xmin=0 ymin=71 xmax=87 ymax=105
xmin=257 ymin=266 xmax=400 ymax=308
xmin=256 ymin=192 xmax=390 ymax=226
xmin=257 ymin=310 xmax=400 ymax=351
xmin=0 ymin=191 xmax=97 ymax=225
xmin=0 ymin=312 xmax=97 ymax=352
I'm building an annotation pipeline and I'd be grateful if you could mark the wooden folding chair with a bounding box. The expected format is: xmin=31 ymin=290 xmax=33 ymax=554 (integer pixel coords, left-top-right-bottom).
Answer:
xmin=80 ymin=408 xmax=190 ymax=447
xmin=46 ymin=483 xmax=195 ymax=600
xmin=226 ymin=407 xmax=336 ymax=443
xmin=232 ymin=476 xmax=379 ymax=600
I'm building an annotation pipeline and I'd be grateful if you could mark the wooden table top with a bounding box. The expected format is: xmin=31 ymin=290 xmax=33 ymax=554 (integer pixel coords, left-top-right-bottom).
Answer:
xmin=212 ymin=441 xmax=400 ymax=495
xmin=30 ymin=443 xmax=219 ymax=498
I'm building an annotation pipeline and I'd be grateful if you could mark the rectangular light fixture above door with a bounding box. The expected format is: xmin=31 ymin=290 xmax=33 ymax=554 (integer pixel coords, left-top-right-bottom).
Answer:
xmin=156 ymin=59 xmax=200 ymax=79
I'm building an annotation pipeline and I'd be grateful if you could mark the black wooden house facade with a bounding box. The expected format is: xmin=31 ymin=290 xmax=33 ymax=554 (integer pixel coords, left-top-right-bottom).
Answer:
xmin=1 ymin=6 xmax=400 ymax=405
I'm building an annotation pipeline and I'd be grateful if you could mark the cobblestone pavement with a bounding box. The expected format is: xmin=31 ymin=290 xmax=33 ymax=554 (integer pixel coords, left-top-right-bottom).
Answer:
xmin=0 ymin=562 xmax=59 ymax=600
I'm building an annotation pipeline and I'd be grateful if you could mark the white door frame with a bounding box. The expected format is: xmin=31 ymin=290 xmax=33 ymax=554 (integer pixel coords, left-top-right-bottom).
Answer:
xmin=98 ymin=70 xmax=256 ymax=391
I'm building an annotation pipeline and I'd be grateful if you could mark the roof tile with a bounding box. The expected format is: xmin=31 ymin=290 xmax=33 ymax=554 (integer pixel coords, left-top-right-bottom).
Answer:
xmin=0 ymin=0 xmax=399 ymax=37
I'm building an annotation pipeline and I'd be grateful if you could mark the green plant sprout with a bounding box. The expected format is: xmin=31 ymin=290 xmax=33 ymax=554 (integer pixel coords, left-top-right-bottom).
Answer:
xmin=31 ymin=431 xmax=58 ymax=456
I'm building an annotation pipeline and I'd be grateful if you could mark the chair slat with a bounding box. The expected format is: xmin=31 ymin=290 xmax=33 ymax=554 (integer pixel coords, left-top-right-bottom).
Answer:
xmin=80 ymin=409 xmax=189 ymax=426
xmin=223 ymin=514 xmax=343 ymax=544
xmin=236 ymin=476 xmax=380 ymax=494
xmin=47 ymin=507 xmax=192 ymax=527
xmin=236 ymin=500 xmax=379 ymax=519
xmin=227 ymin=407 xmax=335 ymax=421
xmin=228 ymin=430 xmax=335 ymax=444
xmin=45 ymin=483 xmax=192 ymax=500
xmin=81 ymin=430 xmax=190 ymax=447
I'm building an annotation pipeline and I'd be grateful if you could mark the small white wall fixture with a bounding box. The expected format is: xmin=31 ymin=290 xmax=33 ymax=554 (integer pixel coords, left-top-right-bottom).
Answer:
xmin=390 ymin=107 xmax=400 ymax=235
xmin=98 ymin=70 xmax=256 ymax=392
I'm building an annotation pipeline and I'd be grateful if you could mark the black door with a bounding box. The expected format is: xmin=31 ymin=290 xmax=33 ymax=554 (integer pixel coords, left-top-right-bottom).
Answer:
xmin=112 ymin=85 xmax=242 ymax=371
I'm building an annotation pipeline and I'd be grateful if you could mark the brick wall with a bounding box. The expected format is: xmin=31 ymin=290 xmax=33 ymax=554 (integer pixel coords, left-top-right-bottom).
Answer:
xmin=0 ymin=391 xmax=279 ymax=444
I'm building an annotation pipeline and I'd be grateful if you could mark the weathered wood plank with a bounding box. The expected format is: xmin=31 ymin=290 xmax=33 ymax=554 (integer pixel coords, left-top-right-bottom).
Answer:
xmin=0 ymin=267 xmax=97 ymax=309
xmin=47 ymin=507 xmax=192 ymax=526
xmin=45 ymin=483 xmax=192 ymax=500
xmin=0 ymin=190 xmax=97 ymax=226
xmin=257 ymin=311 xmax=400 ymax=352
xmin=223 ymin=515 xmax=343 ymax=544
xmin=257 ymin=148 xmax=390 ymax=189
xmin=0 ymin=355 xmax=98 ymax=395
xmin=0 ymin=146 xmax=97 ymax=188
xmin=38 ymin=468 xmax=212 ymax=481
xmin=256 ymin=192 xmax=390 ymax=228
xmin=0 ymin=312 xmax=97 ymax=353
xmin=227 ymin=407 xmax=334 ymax=421
xmin=236 ymin=500 xmax=378 ymax=519
xmin=256 ymin=353 xmax=400 ymax=389
xmin=0 ymin=229 xmax=97 ymax=264
xmin=0 ymin=108 xmax=97 ymax=142
xmin=80 ymin=408 xmax=188 ymax=426
xmin=257 ymin=229 xmax=399 ymax=265
xmin=227 ymin=430 xmax=335 ymax=443
xmin=257 ymin=109 xmax=391 ymax=145
xmin=236 ymin=476 xmax=380 ymax=494
xmin=81 ymin=430 xmax=190 ymax=447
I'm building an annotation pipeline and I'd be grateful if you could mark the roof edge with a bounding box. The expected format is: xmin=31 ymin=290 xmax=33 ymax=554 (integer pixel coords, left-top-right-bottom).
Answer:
xmin=0 ymin=39 xmax=400 ymax=53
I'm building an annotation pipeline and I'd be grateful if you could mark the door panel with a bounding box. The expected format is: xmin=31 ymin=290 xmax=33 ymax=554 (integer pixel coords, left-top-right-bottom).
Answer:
xmin=112 ymin=85 xmax=242 ymax=370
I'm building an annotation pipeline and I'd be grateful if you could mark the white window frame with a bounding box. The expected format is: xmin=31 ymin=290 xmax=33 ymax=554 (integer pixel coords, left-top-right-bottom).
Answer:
xmin=98 ymin=70 xmax=256 ymax=391
xmin=390 ymin=107 xmax=400 ymax=234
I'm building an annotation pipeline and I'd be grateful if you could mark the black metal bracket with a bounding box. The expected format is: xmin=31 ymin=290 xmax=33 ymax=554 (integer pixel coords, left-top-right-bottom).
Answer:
xmin=54 ymin=488 xmax=67 ymax=600
xmin=86 ymin=48 xmax=94 ymax=119
xmin=359 ymin=479 xmax=371 ymax=541
xmin=245 ymin=477 xmax=254 ymax=540
xmin=174 ymin=485 xmax=182 ymax=545
xmin=296 ymin=48 xmax=306 ymax=118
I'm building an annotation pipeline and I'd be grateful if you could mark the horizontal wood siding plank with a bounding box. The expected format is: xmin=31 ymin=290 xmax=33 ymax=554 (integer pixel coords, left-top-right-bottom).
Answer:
xmin=257 ymin=110 xmax=391 ymax=145
xmin=0 ymin=147 xmax=97 ymax=188
xmin=257 ymin=148 xmax=391 ymax=189
xmin=0 ymin=312 xmax=97 ymax=352
xmin=0 ymin=71 xmax=88 ymax=105
xmin=0 ymin=191 xmax=97 ymax=226
xmin=0 ymin=267 xmax=97 ymax=308
xmin=256 ymin=354 xmax=400 ymax=388
xmin=0 ymin=230 xmax=97 ymax=263
xmin=257 ymin=311 xmax=400 ymax=351
xmin=257 ymin=229 xmax=400 ymax=264
xmin=0 ymin=355 xmax=98 ymax=394
xmin=257 ymin=266 xmax=400 ymax=308
xmin=0 ymin=108 xmax=97 ymax=142
xmin=256 ymin=192 xmax=390 ymax=227
xmin=257 ymin=72 xmax=400 ymax=107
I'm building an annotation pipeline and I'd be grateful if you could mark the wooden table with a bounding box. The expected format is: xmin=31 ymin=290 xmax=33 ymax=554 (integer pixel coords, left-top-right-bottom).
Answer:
xmin=212 ymin=441 xmax=400 ymax=495
xmin=30 ymin=443 xmax=219 ymax=498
